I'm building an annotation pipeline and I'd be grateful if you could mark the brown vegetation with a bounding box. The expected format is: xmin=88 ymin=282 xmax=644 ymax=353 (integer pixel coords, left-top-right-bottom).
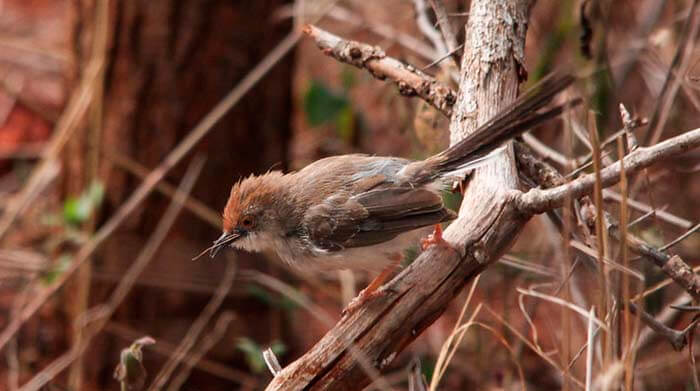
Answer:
xmin=1 ymin=1 xmax=700 ymax=390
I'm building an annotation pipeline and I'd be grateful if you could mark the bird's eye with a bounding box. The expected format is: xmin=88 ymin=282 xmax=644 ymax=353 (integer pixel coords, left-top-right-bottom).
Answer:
xmin=241 ymin=216 xmax=254 ymax=228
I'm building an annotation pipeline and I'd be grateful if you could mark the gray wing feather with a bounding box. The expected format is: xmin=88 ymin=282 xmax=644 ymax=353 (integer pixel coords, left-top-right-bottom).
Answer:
xmin=303 ymin=187 xmax=455 ymax=252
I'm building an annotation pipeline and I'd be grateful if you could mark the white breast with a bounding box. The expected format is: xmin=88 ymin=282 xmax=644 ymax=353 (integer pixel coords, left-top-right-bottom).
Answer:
xmin=277 ymin=228 xmax=429 ymax=272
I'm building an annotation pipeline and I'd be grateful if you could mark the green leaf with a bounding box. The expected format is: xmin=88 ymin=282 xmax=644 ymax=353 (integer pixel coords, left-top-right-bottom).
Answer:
xmin=420 ymin=356 xmax=436 ymax=383
xmin=63 ymin=181 xmax=105 ymax=225
xmin=304 ymin=80 xmax=350 ymax=126
xmin=41 ymin=254 xmax=72 ymax=285
xmin=237 ymin=338 xmax=286 ymax=374
xmin=114 ymin=336 xmax=155 ymax=391
xmin=269 ymin=341 xmax=287 ymax=357
xmin=335 ymin=105 xmax=355 ymax=143
xmin=237 ymin=338 xmax=267 ymax=373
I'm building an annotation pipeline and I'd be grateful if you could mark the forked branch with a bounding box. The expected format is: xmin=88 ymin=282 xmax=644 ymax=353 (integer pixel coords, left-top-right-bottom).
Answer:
xmin=269 ymin=4 xmax=700 ymax=390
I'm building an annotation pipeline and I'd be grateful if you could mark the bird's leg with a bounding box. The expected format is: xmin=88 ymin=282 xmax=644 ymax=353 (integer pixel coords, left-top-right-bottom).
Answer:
xmin=343 ymin=253 xmax=402 ymax=315
xmin=420 ymin=224 xmax=448 ymax=250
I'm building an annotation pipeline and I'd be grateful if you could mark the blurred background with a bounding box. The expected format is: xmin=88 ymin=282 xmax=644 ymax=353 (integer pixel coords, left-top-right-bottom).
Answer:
xmin=0 ymin=0 xmax=699 ymax=389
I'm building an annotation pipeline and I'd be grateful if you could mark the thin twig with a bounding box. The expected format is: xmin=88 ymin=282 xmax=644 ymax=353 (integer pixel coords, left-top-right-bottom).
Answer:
xmin=325 ymin=6 xmax=439 ymax=60
xmin=643 ymin=0 xmax=700 ymax=147
xmin=103 ymin=149 xmax=220 ymax=228
xmin=428 ymin=0 xmax=461 ymax=66
xmin=263 ymin=347 xmax=283 ymax=378
xmin=412 ymin=0 xmax=448 ymax=56
xmin=518 ymin=127 xmax=700 ymax=213
xmin=603 ymin=189 xmax=693 ymax=230
xmin=485 ymin=305 xmax=586 ymax=389
xmin=167 ymin=312 xmax=236 ymax=390
xmin=608 ymin=226 xmax=700 ymax=301
xmin=659 ymin=223 xmax=700 ymax=251
xmin=585 ymin=306 xmax=595 ymax=391
xmin=421 ymin=43 xmax=463 ymax=70
xmin=627 ymin=303 xmax=689 ymax=351
xmin=517 ymin=287 xmax=609 ymax=331
xmin=515 ymin=130 xmax=700 ymax=352
xmin=148 ymin=260 xmax=237 ymax=390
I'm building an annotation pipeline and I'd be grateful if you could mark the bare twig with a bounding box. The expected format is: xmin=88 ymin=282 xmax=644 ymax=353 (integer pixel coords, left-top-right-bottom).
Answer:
xmin=627 ymin=303 xmax=690 ymax=352
xmin=522 ymin=133 xmax=574 ymax=167
xmin=603 ymin=189 xmax=693 ymax=230
xmin=585 ymin=306 xmax=595 ymax=391
xmin=412 ymin=0 xmax=448 ymax=56
xmin=518 ymin=127 xmax=700 ymax=213
xmin=167 ymin=312 xmax=236 ymax=390
xmin=148 ymin=260 xmax=237 ymax=390
xmin=325 ymin=6 xmax=439 ymax=60
xmin=263 ymin=347 xmax=283 ymax=377
xmin=660 ymin=223 xmax=700 ymax=251
xmin=517 ymin=287 xmax=609 ymax=331
xmin=643 ymin=0 xmax=700 ymax=146
xmin=427 ymin=0 xmax=461 ymax=66
xmin=421 ymin=43 xmax=464 ymax=70
xmin=485 ymin=305 xmax=585 ymax=389
xmin=515 ymin=128 xmax=700 ymax=352
xmin=303 ymin=24 xmax=457 ymax=117
xmin=608 ymin=223 xmax=700 ymax=301
xmin=103 ymin=150 xmax=220 ymax=228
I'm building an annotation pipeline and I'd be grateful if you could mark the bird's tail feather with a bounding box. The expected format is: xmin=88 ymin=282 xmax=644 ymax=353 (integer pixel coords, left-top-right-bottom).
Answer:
xmin=417 ymin=72 xmax=581 ymax=184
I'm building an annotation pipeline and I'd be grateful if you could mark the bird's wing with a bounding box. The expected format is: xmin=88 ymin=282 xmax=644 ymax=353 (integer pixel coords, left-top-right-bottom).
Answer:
xmin=302 ymin=187 xmax=456 ymax=252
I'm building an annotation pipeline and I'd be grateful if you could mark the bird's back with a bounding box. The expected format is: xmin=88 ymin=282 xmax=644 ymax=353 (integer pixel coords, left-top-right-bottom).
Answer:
xmin=290 ymin=154 xmax=415 ymax=204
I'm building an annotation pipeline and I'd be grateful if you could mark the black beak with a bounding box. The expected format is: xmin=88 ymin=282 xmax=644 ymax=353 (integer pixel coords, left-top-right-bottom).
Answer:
xmin=192 ymin=231 xmax=241 ymax=260
xmin=209 ymin=231 xmax=241 ymax=258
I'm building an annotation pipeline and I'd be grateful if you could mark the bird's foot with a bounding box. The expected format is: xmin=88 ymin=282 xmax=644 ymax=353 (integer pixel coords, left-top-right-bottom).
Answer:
xmin=342 ymin=286 xmax=386 ymax=316
xmin=420 ymin=224 xmax=449 ymax=250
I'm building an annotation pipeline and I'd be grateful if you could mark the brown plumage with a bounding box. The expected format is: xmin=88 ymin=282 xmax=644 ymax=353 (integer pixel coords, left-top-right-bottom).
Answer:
xmin=202 ymin=72 xmax=580 ymax=273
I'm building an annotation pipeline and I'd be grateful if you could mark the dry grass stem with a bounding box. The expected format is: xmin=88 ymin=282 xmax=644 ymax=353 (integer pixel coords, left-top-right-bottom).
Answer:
xmin=516 ymin=287 xmax=609 ymax=332
xmin=167 ymin=312 xmax=236 ymax=390
xmin=148 ymin=259 xmax=237 ymax=390
xmin=17 ymin=156 xmax=204 ymax=391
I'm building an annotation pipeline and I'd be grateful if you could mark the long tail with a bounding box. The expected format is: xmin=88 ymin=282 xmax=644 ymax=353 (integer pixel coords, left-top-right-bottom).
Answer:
xmin=404 ymin=72 xmax=581 ymax=185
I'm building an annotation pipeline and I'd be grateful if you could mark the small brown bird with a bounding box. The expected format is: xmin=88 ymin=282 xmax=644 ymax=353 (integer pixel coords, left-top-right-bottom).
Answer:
xmin=200 ymin=73 xmax=579 ymax=311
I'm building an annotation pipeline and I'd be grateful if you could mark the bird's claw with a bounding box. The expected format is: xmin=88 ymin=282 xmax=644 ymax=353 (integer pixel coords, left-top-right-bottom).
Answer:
xmin=421 ymin=224 xmax=448 ymax=250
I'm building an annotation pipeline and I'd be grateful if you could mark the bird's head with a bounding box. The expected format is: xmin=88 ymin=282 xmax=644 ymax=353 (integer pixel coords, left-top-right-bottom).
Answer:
xmin=197 ymin=172 xmax=288 ymax=259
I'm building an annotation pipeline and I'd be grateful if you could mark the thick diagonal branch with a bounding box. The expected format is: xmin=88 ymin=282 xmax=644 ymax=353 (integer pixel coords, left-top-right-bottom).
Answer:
xmin=268 ymin=2 xmax=536 ymax=389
